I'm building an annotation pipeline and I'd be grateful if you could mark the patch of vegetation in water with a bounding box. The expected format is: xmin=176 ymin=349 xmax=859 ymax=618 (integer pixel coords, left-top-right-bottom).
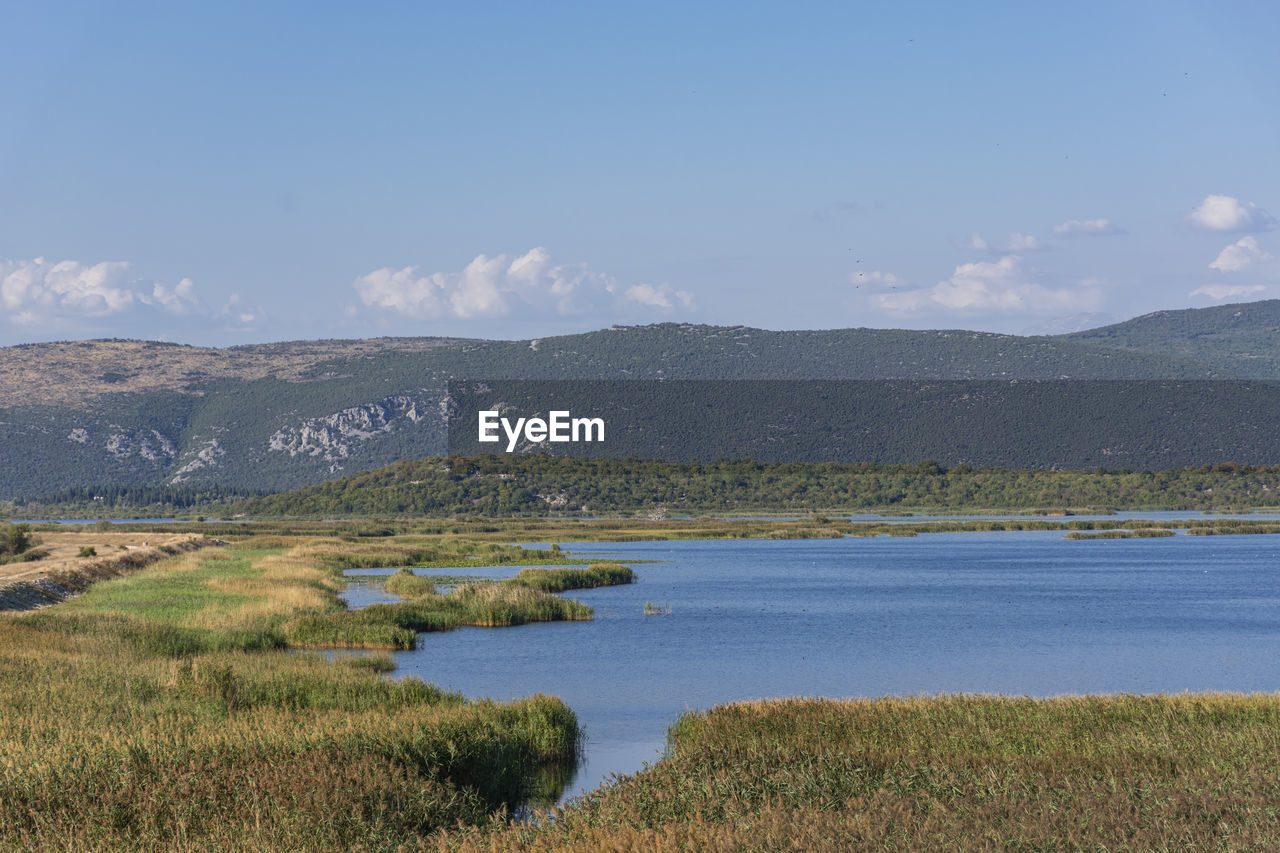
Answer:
xmin=508 ymin=564 xmax=635 ymax=593
xmin=314 ymin=563 xmax=635 ymax=647
xmin=1064 ymin=528 xmax=1177 ymax=539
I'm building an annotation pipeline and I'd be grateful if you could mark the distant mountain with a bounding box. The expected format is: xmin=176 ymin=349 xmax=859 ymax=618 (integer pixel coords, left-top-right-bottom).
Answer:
xmin=1060 ymin=299 xmax=1280 ymax=377
xmin=3 ymin=301 xmax=1280 ymax=499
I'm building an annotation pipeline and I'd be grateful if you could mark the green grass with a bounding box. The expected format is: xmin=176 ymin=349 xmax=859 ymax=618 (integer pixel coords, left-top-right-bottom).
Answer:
xmin=0 ymin=535 xmax=592 ymax=849
xmin=442 ymin=694 xmax=1280 ymax=851
xmin=383 ymin=567 xmax=437 ymax=598
xmin=349 ymin=563 xmax=636 ymax=649
xmin=508 ymin=563 xmax=635 ymax=593
xmin=11 ymin=517 xmax=1280 ymax=849
xmin=285 ymin=583 xmax=595 ymax=650
xmin=1064 ymin=527 xmax=1177 ymax=539
xmin=56 ymin=548 xmax=276 ymax=623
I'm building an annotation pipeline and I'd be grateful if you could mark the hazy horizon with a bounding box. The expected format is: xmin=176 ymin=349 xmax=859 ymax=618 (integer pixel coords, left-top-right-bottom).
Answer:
xmin=7 ymin=294 xmax=1275 ymax=351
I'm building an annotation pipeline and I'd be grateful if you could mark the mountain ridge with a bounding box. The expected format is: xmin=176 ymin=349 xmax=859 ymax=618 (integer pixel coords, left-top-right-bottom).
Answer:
xmin=3 ymin=300 xmax=1279 ymax=498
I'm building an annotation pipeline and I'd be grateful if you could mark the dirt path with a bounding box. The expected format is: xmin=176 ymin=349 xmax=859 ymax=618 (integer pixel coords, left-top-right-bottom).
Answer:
xmin=0 ymin=532 xmax=197 ymax=585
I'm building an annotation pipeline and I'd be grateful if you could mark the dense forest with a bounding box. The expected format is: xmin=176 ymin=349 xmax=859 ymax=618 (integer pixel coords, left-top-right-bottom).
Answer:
xmin=7 ymin=484 xmax=268 ymax=514
xmin=229 ymin=455 xmax=1280 ymax=517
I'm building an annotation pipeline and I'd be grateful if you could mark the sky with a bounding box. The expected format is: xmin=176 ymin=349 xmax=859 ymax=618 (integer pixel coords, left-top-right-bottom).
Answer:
xmin=2 ymin=1 xmax=1278 ymax=346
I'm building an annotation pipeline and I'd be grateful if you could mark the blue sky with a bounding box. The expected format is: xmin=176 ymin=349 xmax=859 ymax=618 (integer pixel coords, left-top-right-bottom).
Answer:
xmin=2 ymin=1 xmax=1278 ymax=345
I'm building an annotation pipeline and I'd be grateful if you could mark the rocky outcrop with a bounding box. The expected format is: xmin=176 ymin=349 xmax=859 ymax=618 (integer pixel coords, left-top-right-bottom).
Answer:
xmin=268 ymin=395 xmax=428 ymax=473
xmin=103 ymin=428 xmax=177 ymax=462
xmin=169 ymin=439 xmax=227 ymax=484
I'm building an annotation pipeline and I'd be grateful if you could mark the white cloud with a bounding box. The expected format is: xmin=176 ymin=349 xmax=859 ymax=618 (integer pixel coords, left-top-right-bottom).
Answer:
xmin=506 ymin=246 xmax=551 ymax=284
xmin=875 ymin=255 xmax=1100 ymax=314
xmin=351 ymin=266 xmax=447 ymax=318
xmin=1007 ymin=233 xmax=1041 ymax=251
xmin=850 ymin=270 xmax=903 ymax=291
xmin=624 ymin=283 xmax=695 ymax=310
xmin=1 ymin=257 xmax=136 ymax=317
xmin=966 ymin=233 xmax=1044 ymax=253
xmin=1209 ymin=236 xmax=1274 ymax=273
xmin=353 ymin=247 xmax=694 ymax=321
xmin=211 ymin=293 xmax=266 ymax=330
xmin=450 ymin=253 xmax=509 ymax=318
xmin=1190 ymin=284 xmax=1267 ymax=301
xmin=140 ymin=277 xmax=201 ymax=315
xmin=1187 ymin=195 xmax=1276 ymax=232
xmin=1 ymin=259 xmax=269 ymax=339
xmin=1053 ymin=218 xmax=1123 ymax=236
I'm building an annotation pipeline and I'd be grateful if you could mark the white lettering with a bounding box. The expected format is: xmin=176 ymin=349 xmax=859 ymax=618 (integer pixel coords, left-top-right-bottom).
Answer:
xmin=525 ymin=417 xmax=548 ymax=444
xmin=502 ymin=416 xmax=526 ymax=452
xmin=478 ymin=410 xmax=500 ymax=443
xmin=477 ymin=410 xmax=604 ymax=452
xmin=549 ymin=410 xmax=570 ymax=442
xmin=572 ymin=416 xmax=604 ymax=442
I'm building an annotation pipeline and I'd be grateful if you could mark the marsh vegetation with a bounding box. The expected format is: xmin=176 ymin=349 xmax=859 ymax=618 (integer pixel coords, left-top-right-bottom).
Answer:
xmin=4 ymin=517 xmax=1280 ymax=849
xmin=443 ymin=695 xmax=1280 ymax=850
xmin=0 ymin=533 xmax=611 ymax=848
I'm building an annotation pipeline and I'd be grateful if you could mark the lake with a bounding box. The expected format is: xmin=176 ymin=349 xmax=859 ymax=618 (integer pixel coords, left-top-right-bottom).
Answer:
xmin=352 ymin=529 xmax=1280 ymax=805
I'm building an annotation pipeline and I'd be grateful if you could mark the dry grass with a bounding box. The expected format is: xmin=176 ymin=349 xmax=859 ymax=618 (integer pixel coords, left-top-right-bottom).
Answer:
xmin=0 ymin=531 xmax=197 ymax=585
xmin=0 ymin=536 xmax=583 ymax=849
xmin=437 ymin=694 xmax=1280 ymax=852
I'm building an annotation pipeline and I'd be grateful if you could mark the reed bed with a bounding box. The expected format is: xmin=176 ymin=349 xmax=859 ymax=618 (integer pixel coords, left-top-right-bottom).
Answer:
xmin=384 ymin=567 xmax=437 ymax=598
xmin=438 ymin=693 xmax=1280 ymax=851
xmin=1186 ymin=523 xmax=1280 ymax=535
xmin=287 ymin=582 xmax=594 ymax=649
xmin=356 ymin=564 xmax=633 ymax=648
xmin=0 ymin=536 xmax=586 ymax=849
xmin=508 ymin=564 xmax=635 ymax=593
xmin=1064 ymin=527 xmax=1177 ymax=539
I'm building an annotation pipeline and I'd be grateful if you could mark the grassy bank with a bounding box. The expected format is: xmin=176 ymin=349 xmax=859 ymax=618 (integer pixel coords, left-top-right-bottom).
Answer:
xmin=0 ymin=535 xmax=602 ymax=849
xmin=443 ymin=694 xmax=1280 ymax=851
xmin=0 ymin=536 xmax=214 ymax=611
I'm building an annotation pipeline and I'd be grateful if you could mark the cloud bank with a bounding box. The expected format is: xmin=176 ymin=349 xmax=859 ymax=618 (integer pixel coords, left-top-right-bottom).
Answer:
xmin=1 ymin=257 xmax=260 ymax=333
xmin=1053 ymin=218 xmax=1124 ymax=236
xmin=874 ymin=255 xmax=1100 ymax=315
xmin=967 ymin=233 xmax=1045 ymax=253
xmin=1187 ymin=195 xmax=1276 ymax=232
xmin=353 ymin=247 xmax=695 ymax=322
xmin=1190 ymin=284 xmax=1267 ymax=301
xmin=1209 ymin=236 xmax=1274 ymax=273
xmin=1 ymin=258 xmax=138 ymax=317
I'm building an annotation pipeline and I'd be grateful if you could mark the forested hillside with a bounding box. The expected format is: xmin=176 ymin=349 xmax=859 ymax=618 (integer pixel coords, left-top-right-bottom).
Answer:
xmin=235 ymin=455 xmax=1280 ymax=517
xmin=4 ymin=301 xmax=1280 ymax=498
xmin=1064 ymin=299 xmax=1280 ymax=376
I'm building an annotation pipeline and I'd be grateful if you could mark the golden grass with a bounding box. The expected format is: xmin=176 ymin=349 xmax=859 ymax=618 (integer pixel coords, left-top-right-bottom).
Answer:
xmin=0 ymin=535 xmax=584 ymax=849
xmin=0 ymin=531 xmax=198 ymax=584
xmin=438 ymin=694 xmax=1280 ymax=851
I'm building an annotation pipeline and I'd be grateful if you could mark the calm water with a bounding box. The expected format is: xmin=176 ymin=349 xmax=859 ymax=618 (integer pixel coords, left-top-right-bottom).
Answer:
xmin=360 ymin=530 xmax=1280 ymax=803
